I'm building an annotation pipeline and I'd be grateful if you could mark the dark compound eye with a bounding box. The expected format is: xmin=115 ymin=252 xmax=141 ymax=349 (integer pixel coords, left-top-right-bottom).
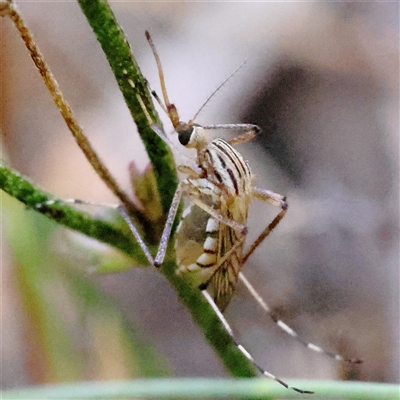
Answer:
xmin=177 ymin=124 xmax=194 ymax=146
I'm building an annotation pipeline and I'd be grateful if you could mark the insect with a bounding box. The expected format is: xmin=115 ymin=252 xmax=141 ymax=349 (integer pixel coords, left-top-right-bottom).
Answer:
xmin=118 ymin=32 xmax=362 ymax=394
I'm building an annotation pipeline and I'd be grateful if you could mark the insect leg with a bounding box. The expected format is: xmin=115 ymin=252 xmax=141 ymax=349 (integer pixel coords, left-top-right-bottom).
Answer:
xmin=201 ymin=289 xmax=313 ymax=394
xmin=118 ymin=205 xmax=155 ymax=266
xmin=241 ymin=187 xmax=362 ymax=364
xmin=202 ymin=124 xmax=260 ymax=146
xmin=153 ymin=182 xmax=185 ymax=267
xmin=35 ymin=198 xmax=157 ymax=266
xmin=202 ymin=123 xmax=259 ymax=132
xmin=242 ymin=187 xmax=288 ymax=264
xmin=185 ymin=191 xmax=247 ymax=235
xmin=35 ymin=198 xmax=119 ymax=210
xmin=196 ymin=233 xmax=247 ymax=293
xmin=238 ymin=273 xmax=362 ymax=364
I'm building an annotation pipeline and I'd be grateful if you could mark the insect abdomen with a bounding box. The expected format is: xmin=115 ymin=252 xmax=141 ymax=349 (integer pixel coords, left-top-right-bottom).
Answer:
xmin=175 ymin=205 xmax=220 ymax=288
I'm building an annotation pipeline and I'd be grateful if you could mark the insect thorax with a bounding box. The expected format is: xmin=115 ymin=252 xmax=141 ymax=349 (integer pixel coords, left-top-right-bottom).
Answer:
xmin=199 ymin=138 xmax=253 ymax=202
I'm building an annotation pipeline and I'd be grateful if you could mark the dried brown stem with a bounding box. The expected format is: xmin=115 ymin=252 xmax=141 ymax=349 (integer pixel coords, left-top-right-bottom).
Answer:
xmin=4 ymin=0 xmax=140 ymax=219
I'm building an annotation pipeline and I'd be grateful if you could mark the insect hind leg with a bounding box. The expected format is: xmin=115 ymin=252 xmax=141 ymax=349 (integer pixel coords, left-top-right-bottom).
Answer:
xmin=238 ymin=274 xmax=362 ymax=364
xmin=242 ymin=187 xmax=288 ymax=264
xmin=201 ymin=289 xmax=313 ymax=394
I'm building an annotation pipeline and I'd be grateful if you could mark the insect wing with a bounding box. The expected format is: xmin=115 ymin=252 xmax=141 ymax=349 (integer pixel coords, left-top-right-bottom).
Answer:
xmin=175 ymin=204 xmax=218 ymax=288
xmin=211 ymin=216 xmax=244 ymax=312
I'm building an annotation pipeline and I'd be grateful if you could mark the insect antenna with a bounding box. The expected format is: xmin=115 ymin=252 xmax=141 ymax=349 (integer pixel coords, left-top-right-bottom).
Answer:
xmin=145 ymin=31 xmax=181 ymax=129
xmin=191 ymin=58 xmax=248 ymax=122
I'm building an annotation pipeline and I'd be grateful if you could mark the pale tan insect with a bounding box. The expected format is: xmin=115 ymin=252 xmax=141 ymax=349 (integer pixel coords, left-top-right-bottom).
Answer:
xmin=118 ymin=32 xmax=361 ymax=394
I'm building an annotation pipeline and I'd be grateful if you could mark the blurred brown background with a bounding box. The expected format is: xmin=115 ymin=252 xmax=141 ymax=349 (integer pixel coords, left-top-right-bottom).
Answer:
xmin=2 ymin=1 xmax=399 ymax=389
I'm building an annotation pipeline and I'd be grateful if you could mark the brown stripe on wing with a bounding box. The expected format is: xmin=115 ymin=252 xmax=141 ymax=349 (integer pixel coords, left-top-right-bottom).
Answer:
xmin=211 ymin=222 xmax=244 ymax=311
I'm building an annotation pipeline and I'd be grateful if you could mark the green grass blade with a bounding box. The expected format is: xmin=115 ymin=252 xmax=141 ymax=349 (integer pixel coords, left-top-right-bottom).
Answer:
xmin=2 ymin=379 xmax=399 ymax=399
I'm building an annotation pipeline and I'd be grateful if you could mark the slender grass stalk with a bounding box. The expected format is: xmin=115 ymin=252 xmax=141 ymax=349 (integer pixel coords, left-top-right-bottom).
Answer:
xmin=2 ymin=379 xmax=399 ymax=400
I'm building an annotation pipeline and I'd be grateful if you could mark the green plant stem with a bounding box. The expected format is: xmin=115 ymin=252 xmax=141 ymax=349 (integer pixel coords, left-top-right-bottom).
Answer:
xmin=77 ymin=0 xmax=178 ymax=216
xmin=0 ymin=163 xmax=148 ymax=265
xmin=3 ymin=379 xmax=399 ymax=399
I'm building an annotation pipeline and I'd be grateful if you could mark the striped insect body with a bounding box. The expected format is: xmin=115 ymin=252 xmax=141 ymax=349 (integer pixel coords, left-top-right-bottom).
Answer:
xmin=174 ymin=135 xmax=254 ymax=310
